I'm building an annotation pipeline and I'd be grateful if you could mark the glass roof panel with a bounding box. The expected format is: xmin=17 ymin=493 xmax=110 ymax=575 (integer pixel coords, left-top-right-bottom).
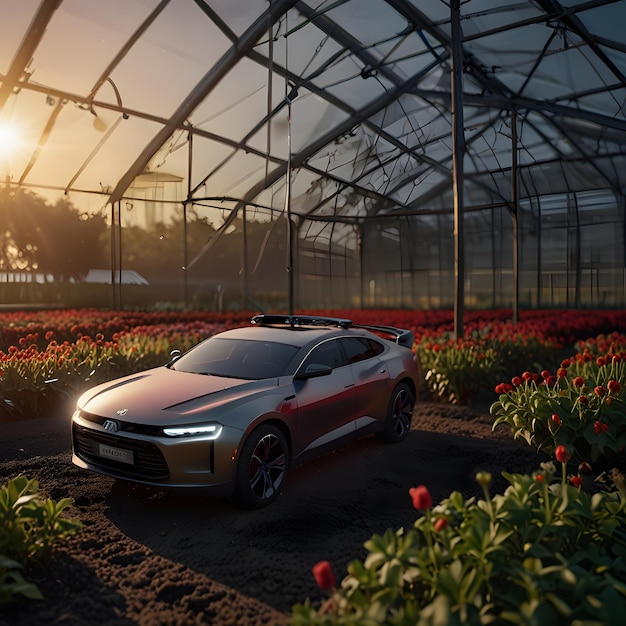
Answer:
xmin=0 ymin=0 xmax=623 ymax=226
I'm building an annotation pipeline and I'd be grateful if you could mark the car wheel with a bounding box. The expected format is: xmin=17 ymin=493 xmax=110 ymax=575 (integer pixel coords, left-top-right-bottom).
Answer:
xmin=377 ymin=382 xmax=414 ymax=443
xmin=234 ymin=424 xmax=289 ymax=508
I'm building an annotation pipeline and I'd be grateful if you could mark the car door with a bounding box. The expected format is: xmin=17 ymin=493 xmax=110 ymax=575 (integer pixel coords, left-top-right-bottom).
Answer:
xmin=292 ymin=338 xmax=357 ymax=456
xmin=340 ymin=337 xmax=390 ymax=428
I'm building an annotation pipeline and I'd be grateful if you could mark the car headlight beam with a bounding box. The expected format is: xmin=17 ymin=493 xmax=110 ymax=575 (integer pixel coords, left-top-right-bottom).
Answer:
xmin=163 ymin=424 xmax=223 ymax=438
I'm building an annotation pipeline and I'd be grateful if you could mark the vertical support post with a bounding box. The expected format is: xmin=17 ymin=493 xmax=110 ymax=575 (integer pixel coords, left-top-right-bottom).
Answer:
xmin=243 ymin=204 xmax=248 ymax=309
xmin=358 ymin=226 xmax=364 ymax=309
xmin=511 ymin=110 xmax=519 ymax=323
xmin=110 ymin=202 xmax=117 ymax=309
xmin=117 ymin=201 xmax=123 ymax=310
xmin=285 ymin=96 xmax=294 ymax=316
xmin=451 ymin=0 xmax=465 ymax=339
xmin=183 ymin=131 xmax=192 ymax=309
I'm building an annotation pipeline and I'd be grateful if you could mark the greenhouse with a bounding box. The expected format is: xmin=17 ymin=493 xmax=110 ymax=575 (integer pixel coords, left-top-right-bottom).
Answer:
xmin=1 ymin=0 xmax=625 ymax=321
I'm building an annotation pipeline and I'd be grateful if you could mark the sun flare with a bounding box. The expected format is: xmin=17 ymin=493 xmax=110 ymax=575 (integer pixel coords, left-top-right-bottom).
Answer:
xmin=0 ymin=121 xmax=20 ymax=156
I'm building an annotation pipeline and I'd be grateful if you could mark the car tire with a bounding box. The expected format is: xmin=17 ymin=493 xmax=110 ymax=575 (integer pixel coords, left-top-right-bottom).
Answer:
xmin=377 ymin=382 xmax=414 ymax=443
xmin=234 ymin=424 xmax=289 ymax=508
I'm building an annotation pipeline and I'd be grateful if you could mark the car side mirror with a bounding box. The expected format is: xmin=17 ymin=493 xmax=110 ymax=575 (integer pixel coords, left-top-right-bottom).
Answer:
xmin=296 ymin=363 xmax=332 ymax=380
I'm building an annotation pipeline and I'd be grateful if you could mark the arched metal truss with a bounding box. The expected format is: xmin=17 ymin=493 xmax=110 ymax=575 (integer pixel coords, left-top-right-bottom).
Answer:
xmin=1 ymin=0 xmax=625 ymax=324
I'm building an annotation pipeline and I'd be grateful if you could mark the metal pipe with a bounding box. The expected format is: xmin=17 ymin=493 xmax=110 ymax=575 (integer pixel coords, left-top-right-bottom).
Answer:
xmin=451 ymin=0 xmax=465 ymax=339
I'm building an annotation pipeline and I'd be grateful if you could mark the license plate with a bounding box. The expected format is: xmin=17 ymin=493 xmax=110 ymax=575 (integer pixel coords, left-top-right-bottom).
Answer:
xmin=98 ymin=443 xmax=134 ymax=465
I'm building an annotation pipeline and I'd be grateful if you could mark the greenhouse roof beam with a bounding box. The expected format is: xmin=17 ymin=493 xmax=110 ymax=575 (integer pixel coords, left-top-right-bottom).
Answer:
xmin=108 ymin=0 xmax=300 ymax=206
xmin=0 ymin=0 xmax=59 ymax=112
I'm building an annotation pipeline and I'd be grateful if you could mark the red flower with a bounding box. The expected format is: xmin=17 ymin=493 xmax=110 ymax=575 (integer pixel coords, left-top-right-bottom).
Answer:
xmin=535 ymin=474 xmax=545 ymax=482
xmin=511 ymin=376 xmax=522 ymax=387
xmin=522 ymin=371 xmax=532 ymax=381
xmin=557 ymin=367 xmax=567 ymax=378
xmin=312 ymin=561 xmax=336 ymax=590
xmin=541 ymin=369 xmax=551 ymax=380
xmin=569 ymin=476 xmax=583 ymax=488
xmin=409 ymin=485 xmax=432 ymax=510
xmin=578 ymin=395 xmax=588 ymax=404
xmin=608 ymin=379 xmax=621 ymax=394
xmin=555 ymin=445 xmax=572 ymax=464
xmin=597 ymin=356 xmax=606 ymax=367
xmin=434 ymin=518 xmax=448 ymax=531
xmin=551 ymin=413 xmax=561 ymax=426
xmin=594 ymin=385 xmax=607 ymax=398
xmin=573 ymin=376 xmax=585 ymax=388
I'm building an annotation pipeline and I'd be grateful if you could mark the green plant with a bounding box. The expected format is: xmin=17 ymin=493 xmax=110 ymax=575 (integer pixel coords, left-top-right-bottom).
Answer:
xmin=0 ymin=556 xmax=42 ymax=604
xmin=415 ymin=326 xmax=561 ymax=405
xmin=291 ymin=463 xmax=626 ymax=625
xmin=490 ymin=334 xmax=626 ymax=466
xmin=0 ymin=475 xmax=82 ymax=605
xmin=415 ymin=335 xmax=503 ymax=405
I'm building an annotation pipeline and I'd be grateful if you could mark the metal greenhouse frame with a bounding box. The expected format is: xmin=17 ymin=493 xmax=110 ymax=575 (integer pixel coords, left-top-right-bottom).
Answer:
xmin=0 ymin=1 xmax=625 ymax=336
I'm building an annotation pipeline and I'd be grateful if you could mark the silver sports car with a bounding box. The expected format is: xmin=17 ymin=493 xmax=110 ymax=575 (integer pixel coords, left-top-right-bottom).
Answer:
xmin=71 ymin=315 xmax=420 ymax=508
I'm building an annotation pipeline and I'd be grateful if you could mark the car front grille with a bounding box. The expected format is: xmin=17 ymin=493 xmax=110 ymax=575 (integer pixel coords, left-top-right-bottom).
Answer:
xmin=73 ymin=423 xmax=170 ymax=481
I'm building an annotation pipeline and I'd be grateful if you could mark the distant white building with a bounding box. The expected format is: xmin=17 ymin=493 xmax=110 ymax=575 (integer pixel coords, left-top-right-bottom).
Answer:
xmin=83 ymin=269 xmax=149 ymax=285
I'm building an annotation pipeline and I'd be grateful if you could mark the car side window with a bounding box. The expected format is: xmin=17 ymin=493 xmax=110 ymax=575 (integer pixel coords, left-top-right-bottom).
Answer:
xmin=340 ymin=337 xmax=383 ymax=364
xmin=301 ymin=340 xmax=345 ymax=371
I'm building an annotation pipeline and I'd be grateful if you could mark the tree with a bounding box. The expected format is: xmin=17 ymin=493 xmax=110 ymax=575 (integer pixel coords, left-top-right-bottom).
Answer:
xmin=0 ymin=188 xmax=107 ymax=281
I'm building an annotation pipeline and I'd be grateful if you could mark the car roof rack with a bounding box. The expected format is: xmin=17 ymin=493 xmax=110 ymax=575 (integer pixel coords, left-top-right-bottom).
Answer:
xmin=251 ymin=314 xmax=353 ymax=329
xmin=251 ymin=315 xmax=414 ymax=348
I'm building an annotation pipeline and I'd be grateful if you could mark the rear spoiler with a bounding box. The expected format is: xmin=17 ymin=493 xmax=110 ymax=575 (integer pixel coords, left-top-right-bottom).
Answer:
xmin=251 ymin=314 xmax=414 ymax=349
xmin=353 ymin=323 xmax=415 ymax=349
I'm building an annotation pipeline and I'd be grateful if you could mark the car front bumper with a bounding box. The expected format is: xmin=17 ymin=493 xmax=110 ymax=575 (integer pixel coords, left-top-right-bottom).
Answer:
xmin=71 ymin=412 xmax=243 ymax=490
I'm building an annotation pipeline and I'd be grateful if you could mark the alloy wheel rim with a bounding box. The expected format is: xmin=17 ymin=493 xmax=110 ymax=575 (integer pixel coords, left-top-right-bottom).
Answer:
xmin=392 ymin=390 xmax=412 ymax=436
xmin=249 ymin=433 xmax=286 ymax=500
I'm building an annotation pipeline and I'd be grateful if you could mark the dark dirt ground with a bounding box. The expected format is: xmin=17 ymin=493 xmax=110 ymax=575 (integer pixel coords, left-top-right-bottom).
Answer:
xmin=0 ymin=400 xmax=542 ymax=626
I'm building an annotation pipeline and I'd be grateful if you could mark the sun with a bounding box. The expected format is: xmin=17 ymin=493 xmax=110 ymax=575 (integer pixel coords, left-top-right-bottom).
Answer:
xmin=0 ymin=121 xmax=21 ymax=157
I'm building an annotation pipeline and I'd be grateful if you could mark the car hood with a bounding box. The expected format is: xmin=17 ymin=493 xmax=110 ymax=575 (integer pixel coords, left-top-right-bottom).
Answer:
xmin=78 ymin=366 xmax=280 ymax=424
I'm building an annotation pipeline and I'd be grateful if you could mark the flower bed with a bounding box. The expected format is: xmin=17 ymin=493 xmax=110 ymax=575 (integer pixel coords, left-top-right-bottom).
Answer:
xmin=1 ymin=308 xmax=626 ymax=421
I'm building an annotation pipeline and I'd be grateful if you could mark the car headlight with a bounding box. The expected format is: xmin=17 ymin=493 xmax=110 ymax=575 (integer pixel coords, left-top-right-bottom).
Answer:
xmin=162 ymin=423 xmax=223 ymax=438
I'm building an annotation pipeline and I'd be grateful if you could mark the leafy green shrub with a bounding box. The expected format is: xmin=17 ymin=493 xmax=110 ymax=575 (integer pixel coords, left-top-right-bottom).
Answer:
xmin=292 ymin=463 xmax=626 ymax=625
xmin=0 ymin=475 xmax=82 ymax=605
xmin=415 ymin=327 xmax=561 ymax=405
xmin=490 ymin=333 xmax=626 ymax=467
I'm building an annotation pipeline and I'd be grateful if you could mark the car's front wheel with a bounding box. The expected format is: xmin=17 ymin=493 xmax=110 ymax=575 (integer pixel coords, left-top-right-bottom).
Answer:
xmin=377 ymin=382 xmax=414 ymax=443
xmin=234 ymin=424 xmax=289 ymax=508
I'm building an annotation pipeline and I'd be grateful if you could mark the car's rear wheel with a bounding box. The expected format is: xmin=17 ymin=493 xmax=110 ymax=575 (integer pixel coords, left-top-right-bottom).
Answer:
xmin=377 ymin=382 xmax=414 ymax=443
xmin=234 ymin=424 xmax=288 ymax=508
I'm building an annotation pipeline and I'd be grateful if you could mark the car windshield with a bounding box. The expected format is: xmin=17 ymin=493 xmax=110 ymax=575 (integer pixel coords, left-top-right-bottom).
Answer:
xmin=171 ymin=337 xmax=299 ymax=380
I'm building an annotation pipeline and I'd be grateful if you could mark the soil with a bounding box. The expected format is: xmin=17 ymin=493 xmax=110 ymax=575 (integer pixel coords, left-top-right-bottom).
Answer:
xmin=0 ymin=400 xmax=543 ymax=626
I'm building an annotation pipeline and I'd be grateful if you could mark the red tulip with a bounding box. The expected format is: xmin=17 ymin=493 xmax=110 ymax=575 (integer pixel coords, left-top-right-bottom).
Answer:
xmin=312 ymin=560 xmax=336 ymax=590
xmin=608 ymin=379 xmax=621 ymax=394
xmin=569 ymin=476 xmax=583 ymax=488
xmin=594 ymin=385 xmax=607 ymax=397
xmin=409 ymin=485 xmax=432 ymax=510
xmin=555 ymin=445 xmax=572 ymax=464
